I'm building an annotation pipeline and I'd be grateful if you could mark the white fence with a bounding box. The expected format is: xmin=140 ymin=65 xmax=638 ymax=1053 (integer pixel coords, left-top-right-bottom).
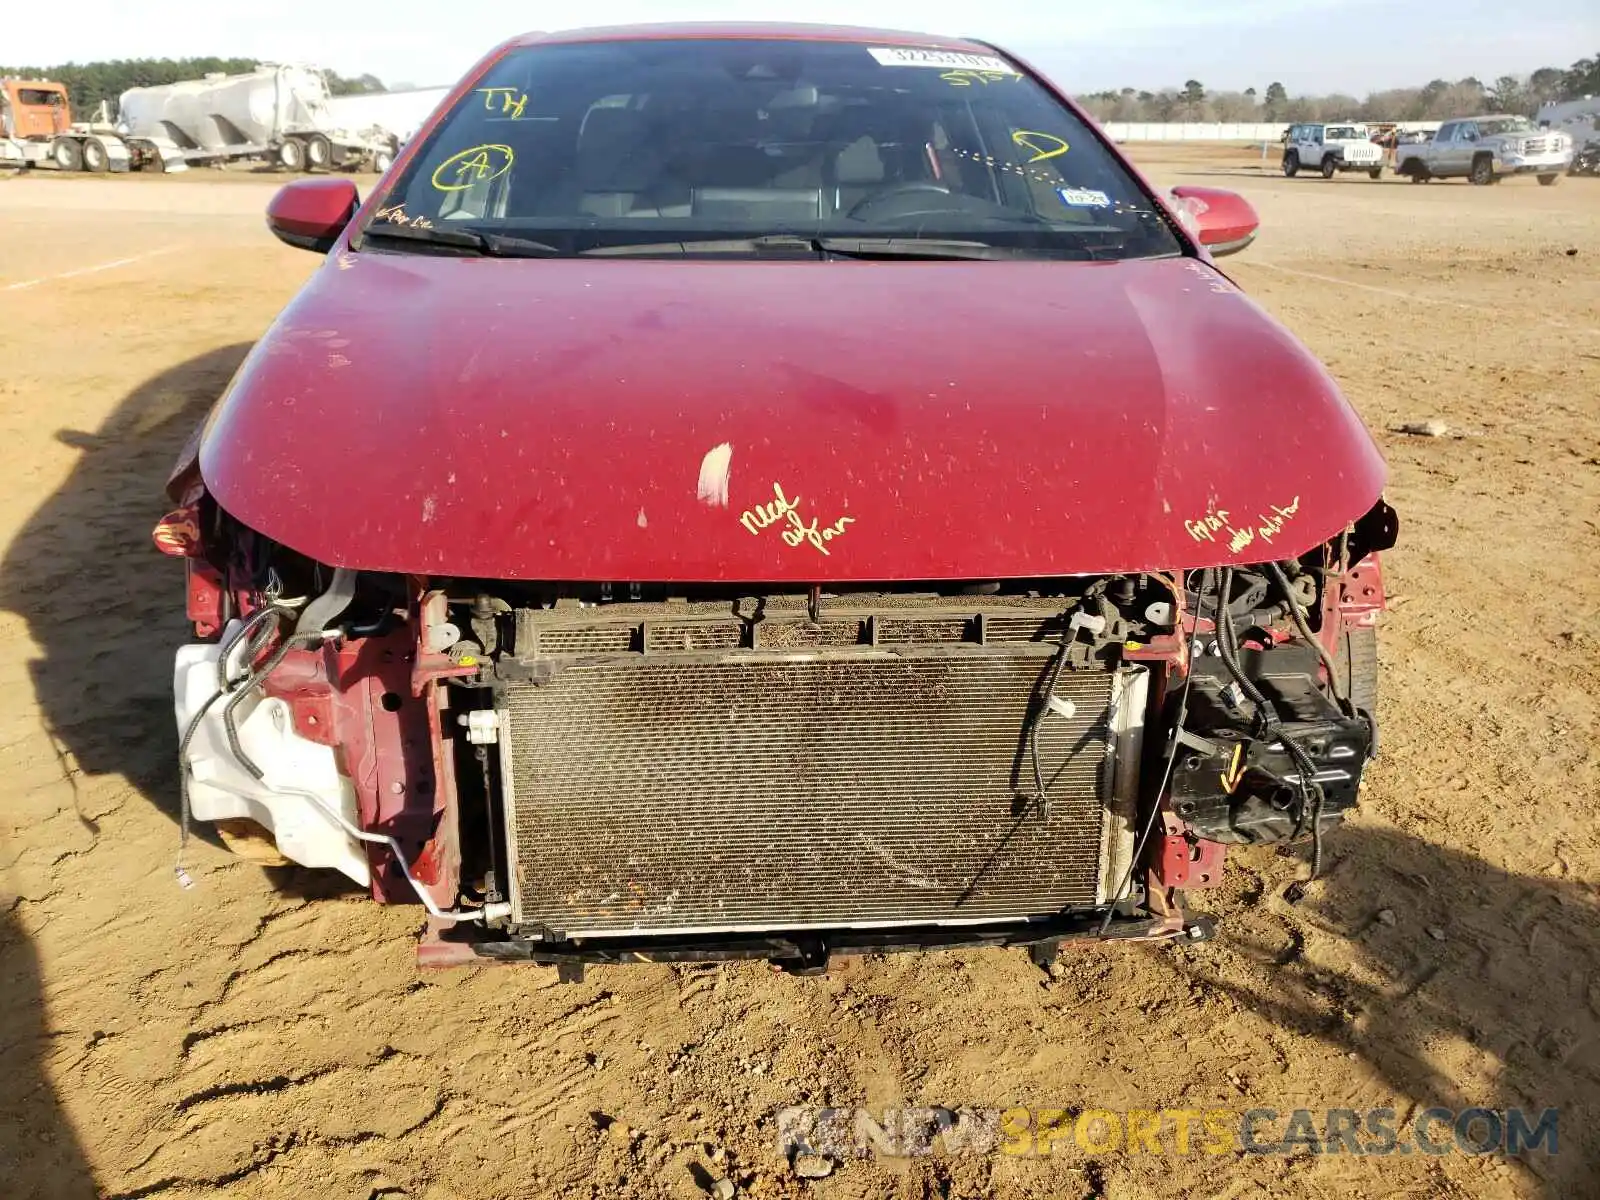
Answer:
xmin=1102 ymin=122 xmax=1284 ymax=142
xmin=1102 ymin=121 xmax=1444 ymax=142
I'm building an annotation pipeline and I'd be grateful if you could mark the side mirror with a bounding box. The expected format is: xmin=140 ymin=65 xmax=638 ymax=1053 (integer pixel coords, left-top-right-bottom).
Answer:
xmin=1169 ymin=186 xmax=1260 ymax=258
xmin=267 ymin=178 xmax=359 ymax=253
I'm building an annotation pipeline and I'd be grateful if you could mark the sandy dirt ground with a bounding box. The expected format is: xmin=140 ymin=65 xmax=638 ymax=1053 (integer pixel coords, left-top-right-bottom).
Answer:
xmin=0 ymin=145 xmax=1596 ymax=1200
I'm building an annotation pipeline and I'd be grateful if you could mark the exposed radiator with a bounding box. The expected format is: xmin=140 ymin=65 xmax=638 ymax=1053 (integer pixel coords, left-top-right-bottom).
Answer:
xmin=498 ymin=615 xmax=1145 ymax=938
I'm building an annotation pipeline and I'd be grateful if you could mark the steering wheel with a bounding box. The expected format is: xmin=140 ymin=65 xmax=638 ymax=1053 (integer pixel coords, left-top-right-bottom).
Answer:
xmin=846 ymin=182 xmax=953 ymax=219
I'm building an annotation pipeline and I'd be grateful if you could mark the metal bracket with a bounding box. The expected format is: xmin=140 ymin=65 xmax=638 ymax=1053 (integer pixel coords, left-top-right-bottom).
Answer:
xmin=1064 ymin=609 xmax=1107 ymax=668
xmin=772 ymin=937 xmax=830 ymax=976
xmin=1027 ymin=939 xmax=1061 ymax=973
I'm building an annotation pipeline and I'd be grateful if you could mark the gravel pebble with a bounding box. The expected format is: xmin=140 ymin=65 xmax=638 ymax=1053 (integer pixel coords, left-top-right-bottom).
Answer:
xmin=793 ymin=1153 xmax=835 ymax=1179
xmin=1394 ymin=419 xmax=1449 ymax=438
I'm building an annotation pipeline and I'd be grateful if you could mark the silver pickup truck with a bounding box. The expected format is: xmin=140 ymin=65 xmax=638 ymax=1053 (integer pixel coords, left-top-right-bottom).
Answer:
xmin=1397 ymin=115 xmax=1573 ymax=185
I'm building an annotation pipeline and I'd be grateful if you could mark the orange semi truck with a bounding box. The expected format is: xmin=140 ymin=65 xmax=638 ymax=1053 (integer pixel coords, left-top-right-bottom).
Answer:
xmin=0 ymin=78 xmax=151 ymax=171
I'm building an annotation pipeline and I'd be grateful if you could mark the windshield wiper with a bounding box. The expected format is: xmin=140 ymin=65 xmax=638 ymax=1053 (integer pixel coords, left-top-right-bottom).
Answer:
xmin=358 ymin=223 xmax=563 ymax=257
xmin=579 ymin=235 xmax=1087 ymax=261
xmin=579 ymin=236 xmax=821 ymax=257
xmin=812 ymin=237 xmax=1084 ymax=261
xmin=362 ymin=228 xmax=1122 ymax=262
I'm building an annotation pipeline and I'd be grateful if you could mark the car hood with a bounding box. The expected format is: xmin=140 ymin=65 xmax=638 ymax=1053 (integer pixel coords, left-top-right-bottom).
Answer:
xmin=199 ymin=251 xmax=1386 ymax=582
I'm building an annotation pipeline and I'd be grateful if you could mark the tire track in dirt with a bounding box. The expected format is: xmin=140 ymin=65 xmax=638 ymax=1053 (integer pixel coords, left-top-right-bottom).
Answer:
xmin=114 ymin=1046 xmax=452 ymax=1195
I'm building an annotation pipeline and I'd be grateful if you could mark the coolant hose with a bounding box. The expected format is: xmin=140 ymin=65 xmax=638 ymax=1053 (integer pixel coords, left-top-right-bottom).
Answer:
xmin=272 ymin=780 xmax=508 ymax=923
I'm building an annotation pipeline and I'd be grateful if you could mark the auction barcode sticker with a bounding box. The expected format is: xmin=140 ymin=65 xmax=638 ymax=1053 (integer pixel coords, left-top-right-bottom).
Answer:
xmin=868 ymin=48 xmax=1019 ymax=73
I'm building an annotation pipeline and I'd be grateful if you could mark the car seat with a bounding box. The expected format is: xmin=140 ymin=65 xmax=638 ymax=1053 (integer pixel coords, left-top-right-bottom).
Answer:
xmin=528 ymin=106 xmax=667 ymax=218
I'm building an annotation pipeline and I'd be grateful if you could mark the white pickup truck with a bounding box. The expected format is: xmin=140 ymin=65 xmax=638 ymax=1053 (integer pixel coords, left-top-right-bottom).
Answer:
xmin=1281 ymin=122 xmax=1385 ymax=179
xmin=1397 ymin=115 xmax=1573 ymax=186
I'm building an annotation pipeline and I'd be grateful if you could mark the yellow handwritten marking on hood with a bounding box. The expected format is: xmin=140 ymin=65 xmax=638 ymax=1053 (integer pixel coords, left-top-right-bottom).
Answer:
xmin=739 ymin=482 xmax=854 ymax=557
xmin=1185 ymin=498 xmax=1302 ymax=553
xmin=1185 ymin=507 xmax=1232 ymax=544
xmin=1255 ymin=497 xmax=1301 ymax=544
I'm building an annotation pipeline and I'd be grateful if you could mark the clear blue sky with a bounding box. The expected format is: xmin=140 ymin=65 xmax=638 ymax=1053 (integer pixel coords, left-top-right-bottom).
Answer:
xmin=7 ymin=0 xmax=1597 ymax=95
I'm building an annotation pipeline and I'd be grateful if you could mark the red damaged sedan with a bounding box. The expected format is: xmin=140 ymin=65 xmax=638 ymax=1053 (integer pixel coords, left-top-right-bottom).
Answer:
xmin=159 ymin=23 xmax=1396 ymax=977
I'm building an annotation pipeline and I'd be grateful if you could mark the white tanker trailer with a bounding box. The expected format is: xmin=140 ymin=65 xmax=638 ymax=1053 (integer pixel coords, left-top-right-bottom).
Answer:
xmin=325 ymin=85 xmax=449 ymax=150
xmin=116 ymin=64 xmax=395 ymax=171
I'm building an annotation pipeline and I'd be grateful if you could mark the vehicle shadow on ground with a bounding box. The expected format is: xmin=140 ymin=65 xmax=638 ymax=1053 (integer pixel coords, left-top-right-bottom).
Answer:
xmin=0 ymin=911 xmax=98 ymax=1199
xmin=0 ymin=344 xmax=362 ymax=900
xmin=1188 ymin=825 xmax=1599 ymax=1197
xmin=0 ymin=343 xmax=250 ymax=827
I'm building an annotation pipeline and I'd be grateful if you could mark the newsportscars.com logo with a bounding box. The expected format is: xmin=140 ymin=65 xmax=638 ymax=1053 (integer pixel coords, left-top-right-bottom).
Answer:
xmin=777 ymin=1107 xmax=1560 ymax=1159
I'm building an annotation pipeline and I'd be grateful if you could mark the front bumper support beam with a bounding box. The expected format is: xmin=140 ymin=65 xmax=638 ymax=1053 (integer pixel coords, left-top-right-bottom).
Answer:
xmin=417 ymin=906 xmax=1212 ymax=974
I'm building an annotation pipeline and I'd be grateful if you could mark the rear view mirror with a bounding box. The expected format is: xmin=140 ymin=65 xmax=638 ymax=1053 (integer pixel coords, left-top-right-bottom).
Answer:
xmin=267 ymin=178 xmax=360 ymax=253
xmin=1168 ymin=186 xmax=1260 ymax=258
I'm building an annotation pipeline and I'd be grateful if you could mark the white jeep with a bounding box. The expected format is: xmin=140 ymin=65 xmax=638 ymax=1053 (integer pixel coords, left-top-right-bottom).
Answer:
xmin=1281 ymin=122 xmax=1385 ymax=180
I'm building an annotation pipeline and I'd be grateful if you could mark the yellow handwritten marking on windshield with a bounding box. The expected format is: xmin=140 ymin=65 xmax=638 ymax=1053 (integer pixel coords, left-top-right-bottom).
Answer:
xmin=1011 ymin=130 xmax=1069 ymax=164
xmin=478 ymin=87 xmax=527 ymax=118
xmin=374 ymin=203 xmax=433 ymax=229
xmin=940 ymin=69 xmax=1013 ymax=88
xmin=950 ymin=146 xmax=1062 ymax=187
xmin=431 ymin=144 xmax=514 ymax=191
xmin=740 ymin=482 xmax=855 ymax=557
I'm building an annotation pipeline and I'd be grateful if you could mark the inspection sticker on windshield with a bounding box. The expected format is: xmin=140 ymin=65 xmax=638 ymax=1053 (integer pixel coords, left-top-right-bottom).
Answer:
xmin=1058 ymin=187 xmax=1111 ymax=208
xmin=869 ymin=48 xmax=1018 ymax=73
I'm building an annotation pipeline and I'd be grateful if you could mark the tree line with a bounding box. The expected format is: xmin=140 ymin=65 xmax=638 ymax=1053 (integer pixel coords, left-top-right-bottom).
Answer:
xmin=1077 ymin=51 xmax=1599 ymax=124
xmin=0 ymin=57 xmax=385 ymax=115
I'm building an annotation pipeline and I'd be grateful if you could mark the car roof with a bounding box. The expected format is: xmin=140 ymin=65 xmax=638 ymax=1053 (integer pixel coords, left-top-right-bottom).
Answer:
xmin=511 ymin=22 xmax=995 ymax=52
